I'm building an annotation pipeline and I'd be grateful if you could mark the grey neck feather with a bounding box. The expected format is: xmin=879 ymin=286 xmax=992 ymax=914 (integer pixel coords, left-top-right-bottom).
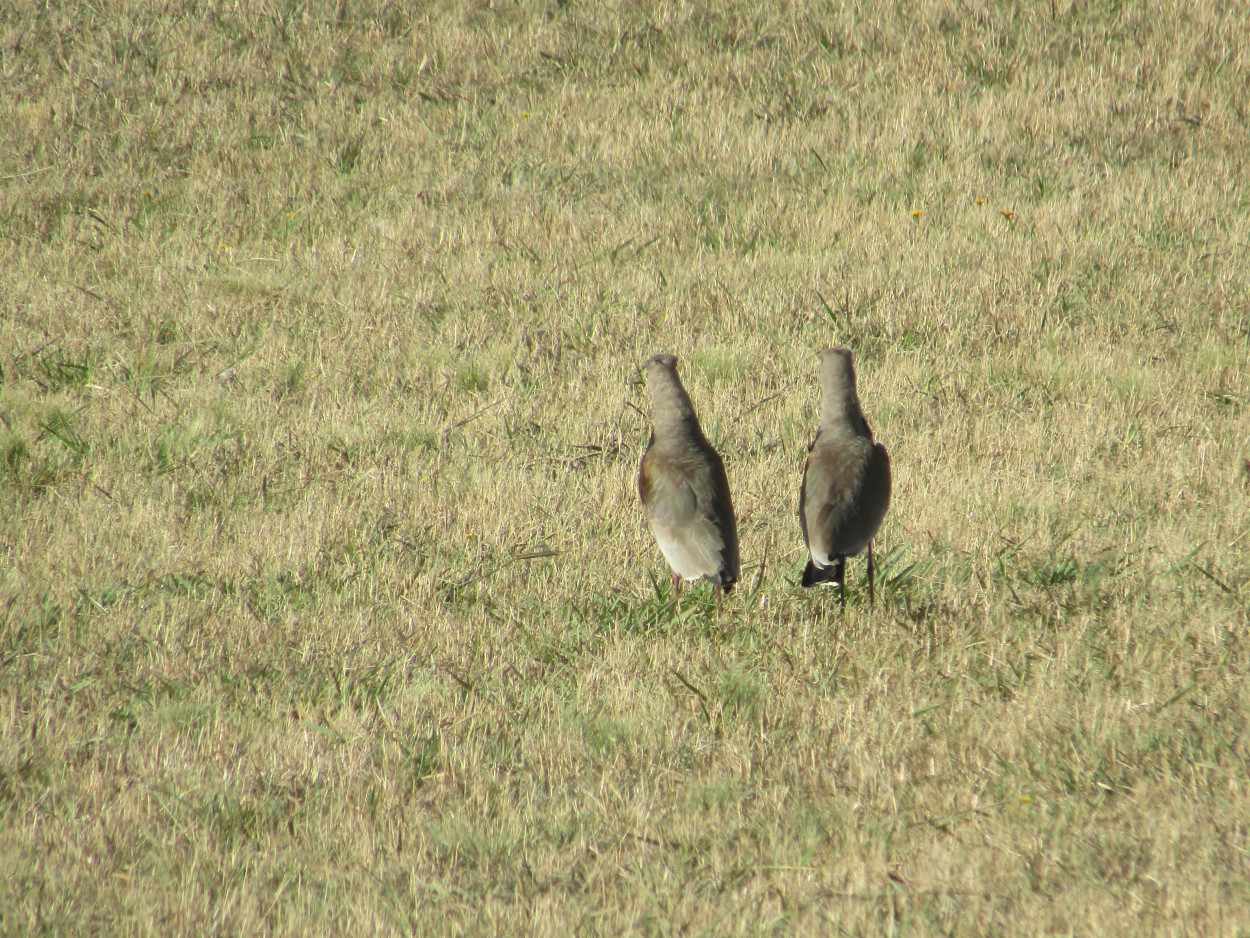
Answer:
xmin=819 ymin=357 xmax=868 ymax=435
xmin=647 ymin=366 xmax=702 ymax=439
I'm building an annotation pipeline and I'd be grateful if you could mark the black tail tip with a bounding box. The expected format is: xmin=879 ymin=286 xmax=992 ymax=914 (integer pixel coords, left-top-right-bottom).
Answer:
xmin=801 ymin=559 xmax=842 ymax=588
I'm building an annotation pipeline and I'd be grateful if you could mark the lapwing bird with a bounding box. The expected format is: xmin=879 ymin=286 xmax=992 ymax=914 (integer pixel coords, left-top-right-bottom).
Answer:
xmin=638 ymin=354 xmax=740 ymax=596
xmin=799 ymin=347 xmax=891 ymax=606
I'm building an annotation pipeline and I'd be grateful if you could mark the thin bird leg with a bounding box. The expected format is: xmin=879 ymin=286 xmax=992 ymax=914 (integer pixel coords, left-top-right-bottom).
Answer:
xmin=867 ymin=542 xmax=875 ymax=609
xmin=837 ymin=556 xmax=846 ymax=609
xmin=671 ymin=572 xmax=682 ymax=595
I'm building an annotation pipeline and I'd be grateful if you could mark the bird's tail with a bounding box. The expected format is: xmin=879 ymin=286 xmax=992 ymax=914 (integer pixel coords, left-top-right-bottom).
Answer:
xmin=801 ymin=557 xmax=844 ymax=588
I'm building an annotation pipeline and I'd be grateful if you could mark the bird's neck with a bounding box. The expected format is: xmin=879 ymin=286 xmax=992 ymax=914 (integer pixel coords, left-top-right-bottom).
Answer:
xmin=819 ymin=388 xmax=869 ymax=437
xmin=649 ymin=373 xmax=703 ymax=438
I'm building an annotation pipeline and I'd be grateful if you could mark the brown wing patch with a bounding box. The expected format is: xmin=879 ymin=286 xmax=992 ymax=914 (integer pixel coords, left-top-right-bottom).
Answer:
xmin=637 ymin=435 xmax=657 ymax=505
xmin=637 ymin=455 xmax=654 ymax=505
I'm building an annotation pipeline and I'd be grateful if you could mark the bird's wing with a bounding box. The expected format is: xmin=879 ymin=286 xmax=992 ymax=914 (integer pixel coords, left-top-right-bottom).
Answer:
xmin=702 ymin=448 xmax=739 ymax=587
xmin=641 ymin=447 xmax=734 ymax=583
xmin=802 ymin=437 xmax=887 ymax=563
xmin=639 ymin=449 xmax=698 ymax=527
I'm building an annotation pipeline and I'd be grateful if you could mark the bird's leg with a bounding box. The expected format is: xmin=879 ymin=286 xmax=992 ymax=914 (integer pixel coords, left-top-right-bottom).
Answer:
xmin=671 ymin=572 xmax=682 ymax=596
xmin=836 ymin=556 xmax=846 ymax=609
xmin=867 ymin=542 xmax=875 ymax=609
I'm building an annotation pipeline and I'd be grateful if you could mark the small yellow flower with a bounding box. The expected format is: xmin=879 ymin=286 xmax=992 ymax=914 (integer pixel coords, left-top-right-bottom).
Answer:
xmin=910 ymin=208 xmax=922 ymax=221
xmin=1001 ymin=209 xmax=1015 ymax=220
xmin=974 ymin=196 xmax=985 ymax=206
xmin=521 ymin=111 xmax=531 ymax=118
xmin=1019 ymin=794 xmax=1032 ymax=804
xmin=218 ymin=241 xmax=231 ymax=251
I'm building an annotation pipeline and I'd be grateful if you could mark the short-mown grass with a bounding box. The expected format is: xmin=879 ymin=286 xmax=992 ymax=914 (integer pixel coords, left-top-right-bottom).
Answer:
xmin=2 ymin=1 xmax=1249 ymax=934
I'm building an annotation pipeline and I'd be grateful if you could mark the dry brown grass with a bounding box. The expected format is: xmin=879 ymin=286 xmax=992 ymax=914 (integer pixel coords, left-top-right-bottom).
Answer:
xmin=2 ymin=1 xmax=1249 ymax=933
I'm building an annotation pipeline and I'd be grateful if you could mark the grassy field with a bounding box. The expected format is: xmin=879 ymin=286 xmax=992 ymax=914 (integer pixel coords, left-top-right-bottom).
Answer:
xmin=3 ymin=1 xmax=1249 ymax=933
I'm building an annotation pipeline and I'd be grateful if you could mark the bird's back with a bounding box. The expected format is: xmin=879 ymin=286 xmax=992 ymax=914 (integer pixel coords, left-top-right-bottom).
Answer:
xmin=801 ymin=430 xmax=890 ymax=563
xmin=640 ymin=432 xmax=739 ymax=590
